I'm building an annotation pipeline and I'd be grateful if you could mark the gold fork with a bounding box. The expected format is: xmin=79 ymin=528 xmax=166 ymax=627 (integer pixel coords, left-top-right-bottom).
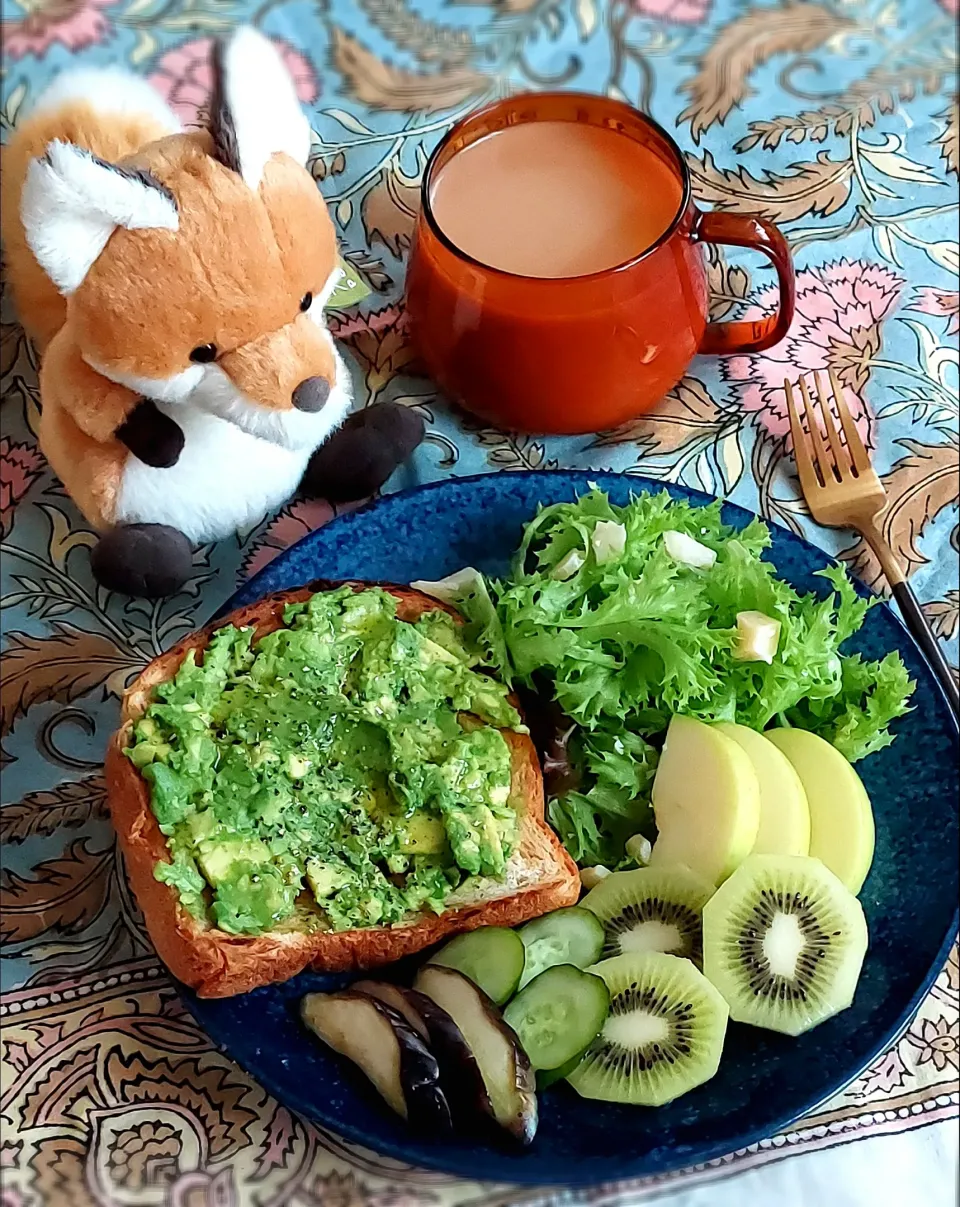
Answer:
xmin=785 ymin=369 xmax=959 ymax=717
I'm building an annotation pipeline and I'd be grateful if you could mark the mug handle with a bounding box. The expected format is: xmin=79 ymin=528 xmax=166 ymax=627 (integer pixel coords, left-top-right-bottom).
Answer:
xmin=693 ymin=210 xmax=796 ymax=355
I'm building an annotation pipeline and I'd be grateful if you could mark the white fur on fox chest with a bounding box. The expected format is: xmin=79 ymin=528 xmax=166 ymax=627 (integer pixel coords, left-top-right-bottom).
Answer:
xmin=114 ymin=407 xmax=313 ymax=542
xmin=113 ymin=339 xmax=352 ymax=542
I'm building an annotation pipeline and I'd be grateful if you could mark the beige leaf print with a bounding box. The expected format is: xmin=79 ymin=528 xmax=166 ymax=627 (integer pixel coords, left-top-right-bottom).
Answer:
xmin=0 ymin=775 xmax=109 ymax=844
xmin=688 ymin=151 xmax=854 ymax=223
xmin=592 ymin=378 xmax=725 ymax=453
xmin=361 ymin=158 xmax=421 ymax=256
xmin=360 ymin=0 xmax=474 ymax=65
xmin=0 ymin=625 xmax=138 ymax=741
xmin=737 ymin=63 xmax=950 ymax=153
xmin=331 ymin=28 xmax=488 ymax=113
xmin=841 ymin=439 xmax=960 ymax=591
xmin=678 ymin=3 xmax=855 ymax=143
xmin=935 ymin=95 xmax=958 ymax=176
xmin=923 ymin=590 xmax=960 ymax=641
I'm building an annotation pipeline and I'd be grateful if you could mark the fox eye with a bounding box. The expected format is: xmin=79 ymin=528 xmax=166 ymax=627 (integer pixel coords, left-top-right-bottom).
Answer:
xmin=299 ymin=292 xmax=313 ymax=312
xmin=190 ymin=343 xmax=218 ymax=363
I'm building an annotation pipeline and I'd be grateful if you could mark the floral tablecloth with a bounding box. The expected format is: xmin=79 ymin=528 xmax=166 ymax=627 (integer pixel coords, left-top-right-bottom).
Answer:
xmin=1 ymin=0 xmax=957 ymax=1203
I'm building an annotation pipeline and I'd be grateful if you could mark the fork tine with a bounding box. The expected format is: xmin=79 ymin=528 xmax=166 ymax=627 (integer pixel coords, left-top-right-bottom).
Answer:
xmin=814 ymin=371 xmax=850 ymax=477
xmin=784 ymin=379 xmax=821 ymax=495
xmin=828 ymin=368 xmax=872 ymax=475
xmin=798 ymin=375 xmax=831 ymax=485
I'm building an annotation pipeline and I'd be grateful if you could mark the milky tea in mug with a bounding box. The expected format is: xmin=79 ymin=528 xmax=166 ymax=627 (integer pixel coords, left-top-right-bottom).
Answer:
xmin=405 ymin=93 xmax=795 ymax=435
xmin=429 ymin=120 xmax=682 ymax=280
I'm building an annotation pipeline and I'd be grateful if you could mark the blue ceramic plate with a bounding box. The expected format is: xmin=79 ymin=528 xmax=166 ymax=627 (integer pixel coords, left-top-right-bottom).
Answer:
xmin=184 ymin=471 xmax=958 ymax=1187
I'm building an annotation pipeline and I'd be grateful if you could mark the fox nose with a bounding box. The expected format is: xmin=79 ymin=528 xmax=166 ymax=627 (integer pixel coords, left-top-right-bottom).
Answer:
xmin=292 ymin=376 xmax=331 ymax=412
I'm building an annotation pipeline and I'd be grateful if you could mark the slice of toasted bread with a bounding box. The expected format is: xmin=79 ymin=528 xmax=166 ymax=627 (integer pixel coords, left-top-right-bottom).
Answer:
xmin=106 ymin=581 xmax=580 ymax=998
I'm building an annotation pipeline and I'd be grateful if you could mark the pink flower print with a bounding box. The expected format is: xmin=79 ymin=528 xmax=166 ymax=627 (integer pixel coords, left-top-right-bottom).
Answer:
xmin=0 ymin=438 xmax=43 ymax=535
xmin=3 ymin=0 xmax=118 ymax=60
xmin=724 ymin=260 xmax=904 ymax=449
xmin=327 ymin=302 xmax=406 ymax=342
xmin=632 ymin=0 xmax=712 ymax=20
xmin=242 ymin=499 xmax=335 ymax=581
xmin=149 ymin=37 xmax=319 ymax=127
xmin=939 ymin=0 xmax=958 ymax=14
xmin=241 ymin=495 xmax=370 ymax=582
xmin=907 ymin=287 xmax=959 ymax=337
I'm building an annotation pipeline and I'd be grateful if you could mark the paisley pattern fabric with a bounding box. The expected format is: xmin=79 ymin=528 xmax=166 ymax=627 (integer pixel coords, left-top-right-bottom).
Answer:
xmin=1 ymin=0 xmax=957 ymax=1202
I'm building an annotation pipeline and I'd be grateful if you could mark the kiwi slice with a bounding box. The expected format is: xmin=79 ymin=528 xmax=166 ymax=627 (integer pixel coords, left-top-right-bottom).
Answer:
xmin=580 ymin=866 xmax=716 ymax=966
xmin=702 ymin=854 xmax=868 ymax=1037
xmin=566 ymin=952 xmax=728 ymax=1106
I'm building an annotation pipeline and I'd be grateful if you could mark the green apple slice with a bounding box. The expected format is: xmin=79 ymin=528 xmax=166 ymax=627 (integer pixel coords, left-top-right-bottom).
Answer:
xmin=715 ymin=722 xmax=810 ymax=858
xmin=648 ymin=715 xmax=760 ymax=884
xmin=765 ymin=728 xmax=875 ymax=895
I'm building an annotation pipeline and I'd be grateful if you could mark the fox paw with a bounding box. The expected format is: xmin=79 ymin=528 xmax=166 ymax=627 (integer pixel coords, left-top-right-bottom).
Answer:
xmin=301 ymin=402 xmax=425 ymax=504
xmin=116 ymin=399 xmax=185 ymax=468
xmin=91 ymin=524 xmax=193 ymax=598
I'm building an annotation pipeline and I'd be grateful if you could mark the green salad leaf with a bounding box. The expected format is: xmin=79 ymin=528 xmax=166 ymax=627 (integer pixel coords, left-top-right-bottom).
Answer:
xmin=453 ymin=490 xmax=915 ymax=867
xmin=782 ymin=650 xmax=914 ymax=762
xmin=548 ymin=729 xmax=658 ymax=867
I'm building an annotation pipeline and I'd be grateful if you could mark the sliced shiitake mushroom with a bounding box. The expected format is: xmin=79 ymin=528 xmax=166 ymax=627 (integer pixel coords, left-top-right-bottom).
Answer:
xmin=352 ymin=979 xmax=492 ymax=1126
xmin=414 ymin=964 xmax=538 ymax=1146
xmin=301 ymin=990 xmax=452 ymax=1133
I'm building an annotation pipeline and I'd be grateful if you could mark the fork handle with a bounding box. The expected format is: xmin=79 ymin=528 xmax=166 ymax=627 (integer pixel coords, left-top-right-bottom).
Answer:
xmin=859 ymin=524 xmax=959 ymax=716
xmin=889 ymin=580 xmax=960 ymax=718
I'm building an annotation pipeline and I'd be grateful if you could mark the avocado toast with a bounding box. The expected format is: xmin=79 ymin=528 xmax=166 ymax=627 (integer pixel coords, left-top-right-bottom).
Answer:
xmin=106 ymin=582 xmax=579 ymax=997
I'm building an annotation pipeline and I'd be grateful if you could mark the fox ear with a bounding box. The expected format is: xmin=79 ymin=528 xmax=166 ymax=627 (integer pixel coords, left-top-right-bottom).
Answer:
xmin=209 ymin=27 xmax=312 ymax=189
xmin=22 ymin=141 xmax=179 ymax=294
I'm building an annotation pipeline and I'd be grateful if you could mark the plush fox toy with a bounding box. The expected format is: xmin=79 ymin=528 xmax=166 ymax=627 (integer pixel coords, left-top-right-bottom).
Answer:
xmin=1 ymin=27 xmax=423 ymax=597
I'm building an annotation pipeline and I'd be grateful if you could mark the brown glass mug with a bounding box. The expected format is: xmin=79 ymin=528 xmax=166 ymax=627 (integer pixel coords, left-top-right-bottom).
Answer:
xmin=405 ymin=93 xmax=795 ymax=436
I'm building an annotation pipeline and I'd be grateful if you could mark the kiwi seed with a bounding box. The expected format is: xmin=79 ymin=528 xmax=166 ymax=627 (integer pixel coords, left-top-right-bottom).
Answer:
xmin=579 ymin=865 xmax=716 ymax=966
xmin=566 ymin=952 xmax=728 ymax=1107
xmin=703 ymin=854 xmax=869 ymax=1037
xmin=736 ymin=888 xmax=831 ymax=1001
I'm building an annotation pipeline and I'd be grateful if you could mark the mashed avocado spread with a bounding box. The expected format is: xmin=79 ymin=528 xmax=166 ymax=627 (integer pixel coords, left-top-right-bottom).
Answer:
xmin=127 ymin=587 xmax=522 ymax=936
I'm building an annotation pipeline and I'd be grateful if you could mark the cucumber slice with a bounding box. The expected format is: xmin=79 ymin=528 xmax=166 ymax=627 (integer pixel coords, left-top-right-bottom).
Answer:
xmin=504 ymin=964 xmax=610 ymax=1072
xmin=518 ymin=906 xmax=605 ymax=989
xmin=428 ymin=927 xmax=525 ymax=1006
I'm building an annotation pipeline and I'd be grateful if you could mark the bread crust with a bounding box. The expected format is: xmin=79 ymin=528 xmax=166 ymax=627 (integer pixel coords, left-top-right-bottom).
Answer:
xmin=106 ymin=582 xmax=580 ymax=997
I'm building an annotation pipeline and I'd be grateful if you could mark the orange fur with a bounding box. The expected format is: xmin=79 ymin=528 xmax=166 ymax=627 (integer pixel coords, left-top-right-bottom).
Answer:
xmin=39 ymin=363 xmax=125 ymax=529
xmin=4 ymin=46 xmax=348 ymax=543
xmin=0 ymin=102 xmax=173 ymax=350
xmin=220 ymin=311 xmax=338 ymax=409
xmin=72 ymin=134 xmax=337 ymax=399
xmin=261 ymin=155 xmax=339 ymax=290
xmin=41 ymin=322 xmax=142 ymax=443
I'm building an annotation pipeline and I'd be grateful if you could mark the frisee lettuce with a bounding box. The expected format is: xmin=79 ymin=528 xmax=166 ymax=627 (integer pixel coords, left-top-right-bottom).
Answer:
xmin=454 ymin=490 xmax=915 ymax=868
xmin=548 ymin=730 xmax=658 ymax=867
